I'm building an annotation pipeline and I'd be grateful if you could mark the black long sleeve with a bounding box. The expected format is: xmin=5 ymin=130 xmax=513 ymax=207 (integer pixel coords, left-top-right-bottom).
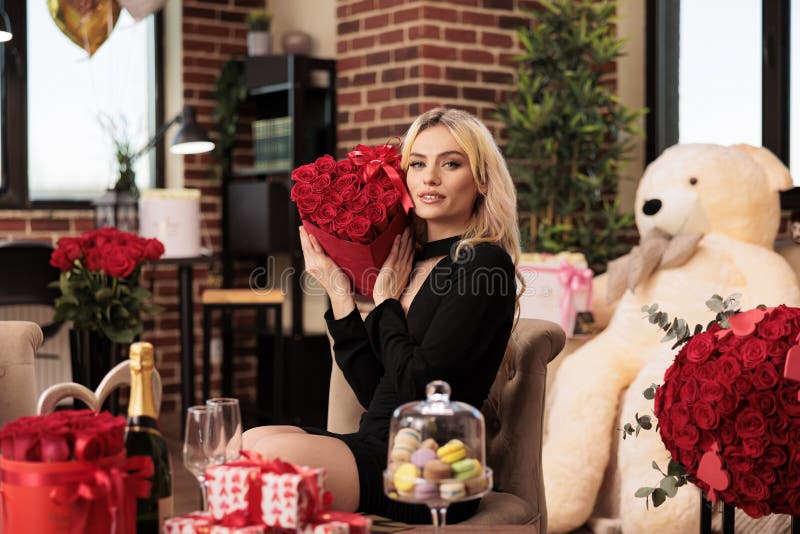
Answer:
xmin=363 ymin=244 xmax=515 ymax=405
xmin=324 ymin=306 xmax=383 ymax=409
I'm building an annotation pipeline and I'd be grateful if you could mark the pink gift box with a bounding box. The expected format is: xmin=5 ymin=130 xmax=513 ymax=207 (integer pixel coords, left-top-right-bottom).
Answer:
xmin=162 ymin=512 xmax=213 ymax=533
xmin=261 ymin=472 xmax=317 ymax=529
xmin=298 ymin=521 xmax=350 ymax=534
xmin=206 ymin=464 xmax=264 ymax=523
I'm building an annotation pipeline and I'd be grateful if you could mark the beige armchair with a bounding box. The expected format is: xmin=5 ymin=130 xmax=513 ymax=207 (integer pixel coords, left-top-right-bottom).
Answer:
xmin=326 ymin=317 xmax=566 ymax=532
xmin=0 ymin=321 xmax=43 ymax=427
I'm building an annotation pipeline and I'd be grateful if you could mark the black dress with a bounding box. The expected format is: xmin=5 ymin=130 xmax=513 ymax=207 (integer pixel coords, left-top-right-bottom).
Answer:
xmin=305 ymin=236 xmax=516 ymax=523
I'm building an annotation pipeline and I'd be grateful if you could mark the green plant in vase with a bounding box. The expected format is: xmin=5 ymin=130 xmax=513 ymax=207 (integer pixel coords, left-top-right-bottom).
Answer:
xmin=497 ymin=0 xmax=646 ymax=271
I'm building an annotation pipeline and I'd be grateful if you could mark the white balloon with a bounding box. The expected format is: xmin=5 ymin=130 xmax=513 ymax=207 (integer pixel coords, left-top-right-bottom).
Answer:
xmin=117 ymin=0 xmax=167 ymax=21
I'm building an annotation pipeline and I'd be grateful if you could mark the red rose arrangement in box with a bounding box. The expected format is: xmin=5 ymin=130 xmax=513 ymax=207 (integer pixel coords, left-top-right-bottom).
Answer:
xmin=628 ymin=295 xmax=800 ymax=518
xmin=0 ymin=410 xmax=153 ymax=534
xmin=49 ymin=227 xmax=165 ymax=343
xmin=290 ymin=142 xmax=413 ymax=297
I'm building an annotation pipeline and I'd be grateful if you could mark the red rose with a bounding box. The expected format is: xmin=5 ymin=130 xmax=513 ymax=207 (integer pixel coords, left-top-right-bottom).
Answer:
xmin=673 ymin=423 xmax=700 ymax=448
xmin=719 ymin=422 xmax=737 ymax=446
xmin=292 ymin=163 xmax=317 ymax=183
xmin=340 ymin=187 xmax=358 ymax=203
xmin=313 ymin=202 xmax=339 ymax=226
xmin=346 ymin=216 xmax=373 ymax=244
xmin=290 ymin=182 xmax=314 ymax=202
xmin=759 ymin=318 xmax=791 ymax=340
xmin=686 ymin=332 xmax=716 ymax=363
xmin=741 ymin=338 xmax=768 ymax=368
xmin=143 ymin=238 xmax=165 ymax=262
xmin=363 ymin=203 xmax=388 ymax=232
xmin=768 ymin=339 xmax=790 ymax=357
xmin=677 ymin=447 xmax=700 ymax=471
xmin=735 ymin=473 xmax=770 ymax=501
xmin=333 ymin=211 xmax=354 ymax=231
xmin=311 ymin=173 xmax=333 ymax=193
xmin=772 ymin=413 xmax=792 ymax=445
xmin=764 ymin=446 xmax=787 ymax=467
xmin=734 ymin=408 xmax=766 ymax=438
xmin=718 ymin=332 xmax=742 ymax=353
xmin=333 ymin=173 xmax=359 ymax=191
xmin=679 ymin=378 xmax=699 ymax=403
xmin=297 ymin=194 xmax=324 ymax=215
xmin=716 ymin=355 xmax=742 ymax=385
xmin=670 ymin=402 xmax=691 ymax=428
xmin=692 ymin=401 xmax=718 ymax=429
xmin=694 ymin=362 xmax=718 ymax=383
xmin=363 ymin=182 xmax=384 ymax=201
xmin=739 ymin=500 xmax=770 ymax=519
xmin=315 ymin=155 xmax=336 ymax=174
xmin=49 ymin=248 xmax=74 ymax=271
xmin=679 ymin=362 xmax=698 ymax=380
xmin=336 ymin=159 xmax=356 ymax=175
xmin=733 ymin=375 xmax=754 ymax=396
xmin=717 ymin=393 xmax=738 ymax=416
xmin=57 ymin=237 xmax=83 ymax=262
xmin=743 ymin=436 xmax=768 ymax=458
xmin=41 ymin=431 xmax=71 ymax=462
xmin=347 ymin=191 xmax=370 ymax=213
xmin=751 ymin=392 xmax=777 ymax=416
xmin=699 ymin=380 xmax=724 ymax=403
xmin=752 ymin=362 xmax=779 ymax=391
xmin=778 ymin=388 xmax=800 ymax=417
xmin=727 ymin=450 xmax=755 ymax=472
xmin=380 ymin=189 xmax=400 ymax=216
xmin=102 ymin=245 xmax=136 ymax=278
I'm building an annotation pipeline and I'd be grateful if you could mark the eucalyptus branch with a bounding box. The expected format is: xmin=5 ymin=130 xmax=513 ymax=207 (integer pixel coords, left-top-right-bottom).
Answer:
xmin=635 ymin=459 xmax=690 ymax=509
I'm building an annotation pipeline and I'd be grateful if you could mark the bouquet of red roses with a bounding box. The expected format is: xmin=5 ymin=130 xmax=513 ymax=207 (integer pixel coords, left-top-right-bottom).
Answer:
xmin=290 ymin=142 xmax=414 ymax=297
xmin=0 ymin=410 xmax=153 ymax=534
xmin=49 ymin=227 xmax=165 ymax=343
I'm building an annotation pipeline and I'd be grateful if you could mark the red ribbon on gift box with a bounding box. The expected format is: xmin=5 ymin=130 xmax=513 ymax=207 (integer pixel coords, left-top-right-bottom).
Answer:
xmin=1 ymin=453 xmax=152 ymax=534
xmin=348 ymin=142 xmax=414 ymax=215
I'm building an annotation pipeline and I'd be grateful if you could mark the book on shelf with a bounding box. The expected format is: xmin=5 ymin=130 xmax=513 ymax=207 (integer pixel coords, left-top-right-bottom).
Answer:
xmin=253 ymin=116 xmax=292 ymax=172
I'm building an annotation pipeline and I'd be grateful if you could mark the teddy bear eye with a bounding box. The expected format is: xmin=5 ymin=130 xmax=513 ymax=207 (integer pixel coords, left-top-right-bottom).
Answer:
xmin=689 ymin=177 xmax=698 ymax=186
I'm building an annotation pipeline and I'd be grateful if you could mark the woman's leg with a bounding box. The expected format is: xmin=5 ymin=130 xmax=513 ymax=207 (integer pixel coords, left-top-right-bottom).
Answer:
xmin=242 ymin=425 xmax=305 ymax=450
xmin=249 ymin=432 xmax=360 ymax=512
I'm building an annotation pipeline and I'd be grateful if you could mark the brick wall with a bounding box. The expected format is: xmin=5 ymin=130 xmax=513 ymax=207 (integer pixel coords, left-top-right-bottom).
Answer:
xmin=335 ymin=0 xmax=560 ymax=156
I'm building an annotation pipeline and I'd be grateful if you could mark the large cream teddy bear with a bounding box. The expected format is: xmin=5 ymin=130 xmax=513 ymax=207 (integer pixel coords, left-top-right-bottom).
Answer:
xmin=542 ymin=144 xmax=800 ymax=533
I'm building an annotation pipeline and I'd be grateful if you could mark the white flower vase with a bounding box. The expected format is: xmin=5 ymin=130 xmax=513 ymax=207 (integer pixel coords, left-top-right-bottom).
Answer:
xmin=247 ymin=31 xmax=271 ymax=56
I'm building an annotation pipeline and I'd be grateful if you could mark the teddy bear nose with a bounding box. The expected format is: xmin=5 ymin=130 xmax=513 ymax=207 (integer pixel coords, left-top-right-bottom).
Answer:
xmin=642 ymin=198 xmax=662 ymax=216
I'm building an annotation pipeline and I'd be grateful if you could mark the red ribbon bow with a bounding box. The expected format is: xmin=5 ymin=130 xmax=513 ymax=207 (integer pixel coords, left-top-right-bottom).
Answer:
xmin=557 ymin=261 xmax=593 ymax=332
xmin=347 ymin=142 xmax=414 ymax=215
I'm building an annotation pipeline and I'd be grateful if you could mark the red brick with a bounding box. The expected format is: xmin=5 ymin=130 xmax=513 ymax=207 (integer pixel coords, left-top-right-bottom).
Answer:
xmin=379 ymin=0 xmax=404 ymax=8
xmin=338 ymin=111 xmax=350 ymax=124
xmin=420 ymin=44 xmax=457 ymax=61
xmin=381 ymin=67 xmax=405 ymax=83
xmin=337 ymin=4 xmax=350 ymax=17
xmin=409 ymin=25 xmax=440 ymax=40
xmin=482 ymin=70 xmax=514 ymax=84
xmin=352 ymin=71 xmax=377 ymax=86
xmin=379 ymin=29 xmax=404 ymax=45
xmin=446 ymin=67 xmax=477 ymax=82
xmin=366 ymin=50 xmax=391 ymax=66
xmin=354 ymin=109 xmax=376 ymax=123
xmin=395 ymin=84 xmax=420 ymax=99
xmin=337 ymin=41 xmax=348 ymax=54
xmin=367 ymin=125 xmax=398 ymax=139
xmin=444 ymin=28 xmax=476 ymax=43
xmin=183 ymin=39 xmax=215 ymax=53
xmin=461 ymin=49 xmax=494 ymax=64
xmin=73 ymin=218 xmax=96 ymax=232
xmin=422 ymin=6 xmax=458 ymax=23
xmin=184 ymin=7 xmax=217 ymax=19
xmin=219 ymin=11 xmax=244 ymax=23
xmin=184 ymin=72 xmax=217 ymax=84
xmin=338 ymin=56 xmax=363 ymax=71
xmin=482 ymin=31 xmax=513 ymax=48
xmin=183 ymin=22 xmax=228 ymax=37
xmin=0 ymin=219 xmax=27 ymax=231
xmin=338 ymin=91 xmax=362 ymax=106
xmin=234 ymin=0 xmax=263 ymax=7
xmin=381 ymin=104 xmax=406 ymax=120
xmin=364 ymin=13 xmax=390 ymax=30
xmin=394 ymin=46 xmax=419 ymax=62
xmin=393 ymin=7 xmax=420 ymax=24
xmin=423 ymin=84 xmax=458 ymax=98
xmin=462 ymin=11 xmax=496 ymax=26
xmin=499 ymin=53 xmax=517 ymax=67
xmin=338 ymin=20 xmax=360 ymax=35
xmin=350 ymin=0 xmax=376 ymax=14
xmin=499 ymin=15 xmax=530 ymax=30
xmin=220 ymin=43 xmax=246 ymax=55
xmin=352 ymin=35 xmax=375 ymax=50
xmin=410 ymin=64 xmax=441 ymax=79
xmin=339 ymin=128 xmax=363 ymax=142
xmin=31 ymin=219 xmax=69 ymax=231
xmin=484 ymin=0 xmax=513 ymax=8
xmin=463 ymin=87 xmax=495 ymax=101
xmin=367 ymin=88 xmax=392 ymax=103
xmin=450 ymin=0 xmax=478 ymax=5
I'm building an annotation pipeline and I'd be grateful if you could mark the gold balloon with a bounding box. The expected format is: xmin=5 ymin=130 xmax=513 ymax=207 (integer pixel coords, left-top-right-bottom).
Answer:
xmin=47 ymin=0 xmax=121 ymax=57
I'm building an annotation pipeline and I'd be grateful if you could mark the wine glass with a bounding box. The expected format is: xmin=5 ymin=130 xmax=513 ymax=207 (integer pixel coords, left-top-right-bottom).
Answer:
xmin=183 ymin=405 xmax=225 ymax=510
xmin=206 ymin=397 xmax=243 ymax=461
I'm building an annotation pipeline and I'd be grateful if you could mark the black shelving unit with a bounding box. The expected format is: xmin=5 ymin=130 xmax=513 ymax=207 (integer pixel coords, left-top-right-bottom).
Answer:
xmin=220 ymin=54 xmax=336 ymax=427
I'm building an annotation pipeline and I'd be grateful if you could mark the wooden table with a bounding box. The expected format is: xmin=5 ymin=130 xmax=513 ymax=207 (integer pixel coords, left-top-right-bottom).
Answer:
xmin=401 ymin=526 xmax=537 ymax=533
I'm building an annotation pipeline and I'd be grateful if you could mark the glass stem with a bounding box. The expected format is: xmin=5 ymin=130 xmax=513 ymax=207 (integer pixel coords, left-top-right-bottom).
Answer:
xmin=430 ymin=506 xmax=448 ymax=532
xmin=439 ymin=506 xmax=448 ymax=529
xmin=198 ymin=475 xmax=208 ymax=511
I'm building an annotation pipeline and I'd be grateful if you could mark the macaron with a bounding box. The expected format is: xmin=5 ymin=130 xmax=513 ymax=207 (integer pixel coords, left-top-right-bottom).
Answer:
xmin=452 ymin=458 xmax=482 ymax=480
xmin=390 ymin=442 xmax=416 ymax=462
xmin=393 ymin=462 xmax=420 ymax=493
xmin=395 ymin=428 xmax=422 ymax=448
xmin=410 ymin=447 xmax=437 ymax=469
xmin=465 ymin=475 xmax=488 ymax=495
xmin=422 ymin=459 xmax=452 ymax=481
xmin=421 ymin=438 xmax=439 ymax=451
xmin=437 ymin=439 xmax=467 ymax=464
xmin=439 ymin=479 xmax=466 ymax=501
xmin=413 ymin=479 xmax=439 ymax=501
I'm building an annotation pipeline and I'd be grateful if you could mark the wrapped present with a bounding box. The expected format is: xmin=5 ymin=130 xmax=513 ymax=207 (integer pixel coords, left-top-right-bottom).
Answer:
xmin=311 ymin=512 xmax=371 ymax=534
xmin=298 ymin=520 xmax=349 ymax=534
xmin=292 ymin=143 xmax=413 ymax=297
xmin=517 ymin=252 xmax=594 ymax=337
xmin=206 ymin=452 xmax=328 ymax=529
xmin=162 ymin=512 xmax=267 ymax=533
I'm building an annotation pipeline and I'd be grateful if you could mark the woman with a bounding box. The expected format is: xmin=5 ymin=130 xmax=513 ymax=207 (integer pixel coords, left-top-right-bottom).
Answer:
xmin=242 ymin=108 xmax=523 ymax=522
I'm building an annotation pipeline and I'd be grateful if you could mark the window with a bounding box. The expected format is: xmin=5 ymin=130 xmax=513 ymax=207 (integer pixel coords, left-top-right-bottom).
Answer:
xmin=0 ymin=1 xmax=161 ymax=207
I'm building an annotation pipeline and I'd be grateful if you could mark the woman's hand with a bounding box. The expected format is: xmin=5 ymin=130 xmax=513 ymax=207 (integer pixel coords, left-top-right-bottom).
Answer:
xmin=373 ymin=227 xmax=414 ymax=307
xmin=299 ymin=226 xmax=355 ymax=318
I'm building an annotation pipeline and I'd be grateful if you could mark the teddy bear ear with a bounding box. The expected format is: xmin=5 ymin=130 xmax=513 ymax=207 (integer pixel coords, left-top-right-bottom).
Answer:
xmin=730 ymin=144 xmax=794 ymax=192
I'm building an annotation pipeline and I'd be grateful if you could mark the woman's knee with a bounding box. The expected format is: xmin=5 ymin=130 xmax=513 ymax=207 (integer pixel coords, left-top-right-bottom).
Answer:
xmin=242 ymin=425 xmax=304 ymax=450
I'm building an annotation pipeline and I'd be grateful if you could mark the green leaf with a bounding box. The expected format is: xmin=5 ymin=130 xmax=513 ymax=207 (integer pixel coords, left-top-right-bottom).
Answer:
xmin=651 ymin=488 xmax=667 ymax=507
xmin=638 ymin=415 xmax=652 ymax=430
xmin=634 ymin=487 xmax=654 ymax=498
xmin=660 ymin=477 xmax=678 ymax=497
xmin=667 ymin=459 xmax=685 ymax=477
xmin=643 ymin=387 xmax=655 ymax=400
xmin=95 ymin=287 xmax=114 ymax=303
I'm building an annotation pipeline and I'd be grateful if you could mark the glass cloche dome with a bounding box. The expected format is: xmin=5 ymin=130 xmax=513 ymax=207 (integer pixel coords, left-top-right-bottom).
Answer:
xmin=383 ymin=380 xmax=492 ymax=529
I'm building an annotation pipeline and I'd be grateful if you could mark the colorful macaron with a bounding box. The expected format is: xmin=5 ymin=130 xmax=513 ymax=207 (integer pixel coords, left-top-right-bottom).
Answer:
xmin=452 ymin=458 xmax=482 ymax=480
xmin=422 ymin=459 xmax=452 ymax=481
xmin=437 ymin=439 xmax=467 ymax=464
xmin=465 ymin=475 xmax=488 ymax=495
xmin=439 ymin=479 xmax=467 ymax=501
xmin=395 ymin=428 xmax=422 ymax=448
xmin=410 ymin=447 xmax=437 ymax=469
xmin=393 ymin=463 xmax=420 ymax=493
xmin=420 ymin=438 xmax=439 ymax=451
xmin=390 ymin=442 xmax=416 ymax=463
xmin=413 ymin=479 xmax=439 ymax=500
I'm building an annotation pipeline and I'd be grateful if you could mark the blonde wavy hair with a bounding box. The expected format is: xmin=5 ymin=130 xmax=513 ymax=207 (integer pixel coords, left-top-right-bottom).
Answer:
xmin=401 ymin=107 xmax=525 ymax=323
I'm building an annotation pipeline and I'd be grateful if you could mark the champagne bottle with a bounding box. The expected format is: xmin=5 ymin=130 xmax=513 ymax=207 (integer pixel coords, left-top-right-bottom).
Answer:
xmin=125 ymin=342 xmax=174 ymax=533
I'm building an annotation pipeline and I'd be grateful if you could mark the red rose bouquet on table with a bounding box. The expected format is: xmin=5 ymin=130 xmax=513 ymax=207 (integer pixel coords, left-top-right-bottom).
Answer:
xmin=0 ymin=410 xmax=153 ymax=534
xmin=49 ymin=227 xmax=165 ymax=343
xmin=290 ymin=142 xmax=414 ymax=297
xmin=626 ymin=295 xmax=800 ymax=518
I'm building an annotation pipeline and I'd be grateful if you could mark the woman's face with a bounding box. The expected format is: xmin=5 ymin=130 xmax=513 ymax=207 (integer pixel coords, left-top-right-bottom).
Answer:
xmin=406 ymin=125 xmax=480 ymax=239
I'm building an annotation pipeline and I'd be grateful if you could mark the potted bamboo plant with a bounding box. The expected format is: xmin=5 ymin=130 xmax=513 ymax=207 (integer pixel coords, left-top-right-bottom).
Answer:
xmin=246 ymin=9 xmax=272 ymax=56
